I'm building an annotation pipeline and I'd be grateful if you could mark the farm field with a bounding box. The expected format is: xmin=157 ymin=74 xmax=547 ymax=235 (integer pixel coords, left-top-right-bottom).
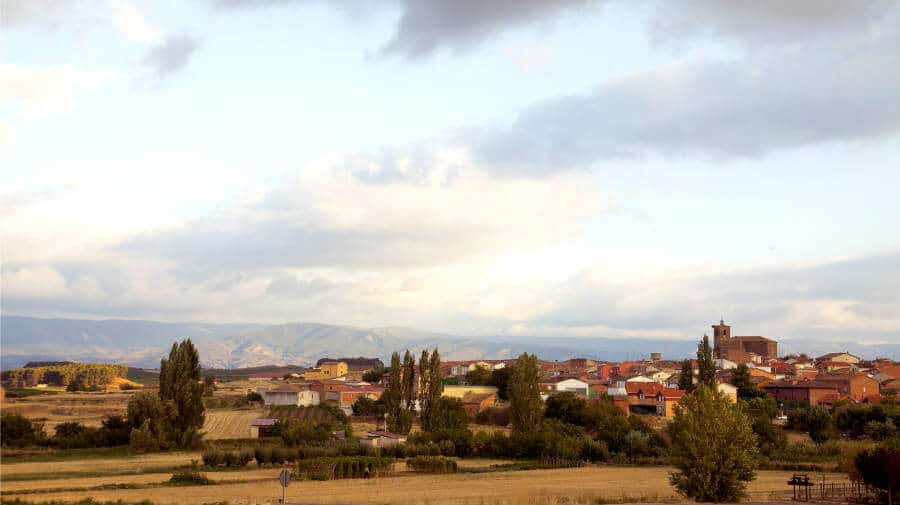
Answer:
xmin=0 ymin=452 xmax=846 ymax=505
xmin=204 ymin=409 xmax=267 ymax=439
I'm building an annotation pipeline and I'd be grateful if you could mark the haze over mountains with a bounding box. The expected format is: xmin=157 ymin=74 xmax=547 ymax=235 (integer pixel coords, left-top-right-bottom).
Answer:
xmin=1 ymin=315 xmax=898 ymax=370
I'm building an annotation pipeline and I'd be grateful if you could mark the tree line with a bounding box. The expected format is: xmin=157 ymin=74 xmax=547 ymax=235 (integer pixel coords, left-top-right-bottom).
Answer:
xmin=1 ymin=363 xmax=128 ymax=389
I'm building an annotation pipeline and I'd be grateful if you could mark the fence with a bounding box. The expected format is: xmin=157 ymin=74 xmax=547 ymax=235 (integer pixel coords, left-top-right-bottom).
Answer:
xmin=788 ymin=473 xmax=881 ymax=503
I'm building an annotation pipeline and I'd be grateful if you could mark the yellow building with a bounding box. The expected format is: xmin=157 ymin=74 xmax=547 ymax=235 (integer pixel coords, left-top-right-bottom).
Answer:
xmin=303 ymin=361 xmax=348 ymax=380
xmin=442 ymin=385 xmax=498 ymax=399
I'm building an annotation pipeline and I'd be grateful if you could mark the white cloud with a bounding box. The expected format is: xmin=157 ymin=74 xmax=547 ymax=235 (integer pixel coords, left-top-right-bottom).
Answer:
xmin=108 ymin=0 xmax=162 ymax=45
xmin=0 ymin=64 xmax=120 ymax=116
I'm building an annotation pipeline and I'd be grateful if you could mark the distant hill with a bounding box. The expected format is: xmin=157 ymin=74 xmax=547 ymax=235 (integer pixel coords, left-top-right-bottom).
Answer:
xmin=2 ymin=315 xmax=897 ymax=369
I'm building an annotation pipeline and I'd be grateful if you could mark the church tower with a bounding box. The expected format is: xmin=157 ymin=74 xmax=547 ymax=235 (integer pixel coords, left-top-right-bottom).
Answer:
xmin=712 ymin=319 xmax=731 ymax=358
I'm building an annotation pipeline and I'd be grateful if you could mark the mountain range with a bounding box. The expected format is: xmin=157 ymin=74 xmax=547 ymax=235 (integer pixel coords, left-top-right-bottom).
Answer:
xmin=1 ymin=315 xmax=898 ymax=370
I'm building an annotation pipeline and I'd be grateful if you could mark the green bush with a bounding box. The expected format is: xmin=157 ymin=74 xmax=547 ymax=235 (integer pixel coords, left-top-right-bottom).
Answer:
xmin=406 ymin=456 xmax=458 ymax=473
xmin=1 ymin=413 xmax=46 ymax=447
xmin=201 ymin=449 xmax=224 ymax=467
xmin=168 ymin=469 xmax=213 ymax=486
xmin=294 ymin=456 xmax=394 ymax=480
xmin=254 ymin=446 xmax=272 ymax=465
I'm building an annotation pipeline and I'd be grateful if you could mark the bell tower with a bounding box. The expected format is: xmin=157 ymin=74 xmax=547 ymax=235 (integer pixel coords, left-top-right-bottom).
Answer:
xmin=712 ymin=319 xmax=731 ymax=358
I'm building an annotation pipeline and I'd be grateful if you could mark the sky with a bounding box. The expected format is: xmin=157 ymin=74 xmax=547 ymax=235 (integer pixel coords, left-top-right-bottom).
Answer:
xmin=2 ymin=0 xmax=899 ymax=343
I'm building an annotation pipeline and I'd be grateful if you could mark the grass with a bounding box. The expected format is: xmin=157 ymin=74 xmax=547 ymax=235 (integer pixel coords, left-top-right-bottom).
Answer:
xmin=1 ymin=499 xmax=154 ymax=505
xmin=0 ymin=447 xmax=134 ymax=463
xmin=0 ymin=464 xmax=845 ymax=505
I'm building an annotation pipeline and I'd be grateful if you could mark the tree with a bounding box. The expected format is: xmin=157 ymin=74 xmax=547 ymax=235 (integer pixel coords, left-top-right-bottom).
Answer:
xmin=126 ymin=391 xmax=175 ymax=450
xmin=362 ymin=366 xmax=387 ymax=384
xmin=158 ymin=339 xmax=205 ymax=447
xmin=418 ymin=348 xmax=444 ymax=432
xmin=806 ymin=406 xmax=838 ymax=444
xmin=383 ymin=352 xmax=409 ymax=434
xmin=1 ymin=413 xmax=44 ymax=447
xmin=668 ymin=385 xmax=758 ymax=502
xmin=402 ymin=350 xmax=416 ymax=413
xmin=544 ymin=391 xmax=587 ymax=426
xmin=855 ymin=447 xmax=900 ymax=505
xmin=465 ymin=366 xmax=492 ymax=386
xmin=731 ymin=364 xmax=764 ymax=400
xmin=508 ymin=353 xmax=543 ymax=434
xmin=697 ymin=335 xmax=717 ymax=388
xmin=202 ymin=375 xmax=216 ymax=397
xmin=490 ymin=367 xmax=512 ymax=400
xmin=678 ymin=360 xmax=694 ymax=391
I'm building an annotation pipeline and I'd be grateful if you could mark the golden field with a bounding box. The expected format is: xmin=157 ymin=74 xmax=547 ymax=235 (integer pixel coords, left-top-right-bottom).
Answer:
xmin=0 ymin=452 xmax=846 ymax=505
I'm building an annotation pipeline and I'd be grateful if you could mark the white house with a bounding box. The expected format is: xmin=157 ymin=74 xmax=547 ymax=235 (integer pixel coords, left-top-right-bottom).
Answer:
xmin=260 ymin=385 xmax=320 ymax=406
xmin=626 ymin=375 xmax=656 ymax=383
xmin=540 ymin=378 xmax=590 ymax=400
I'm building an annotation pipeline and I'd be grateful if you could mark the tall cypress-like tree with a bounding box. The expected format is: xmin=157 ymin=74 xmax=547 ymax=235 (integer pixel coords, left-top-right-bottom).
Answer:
xmin=401 ymin=350 xmax=416 ymax=412
xmin=418 ymin=350 xmax=431 ymax=425
xmin=429 ymin=349 xmax=442 ymax=398
xmin=157 ymin=339 xmax=204 ymax=448
xmin=697 ymin=334 xmax=717 ymax=388
xmin=384 ymin=352 xmax=408 ymax=433
xmin=420 ymin=348 xmax=443 ymax=431
xmin=508 ymin=353 xmax=543 ymax=434
xmin=678 ymin=359 xmax=695 ymax=391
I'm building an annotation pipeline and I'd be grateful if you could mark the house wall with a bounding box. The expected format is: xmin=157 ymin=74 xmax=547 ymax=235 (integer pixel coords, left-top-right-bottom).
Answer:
xmin=263 ymin=391 xmax=301 ymax=406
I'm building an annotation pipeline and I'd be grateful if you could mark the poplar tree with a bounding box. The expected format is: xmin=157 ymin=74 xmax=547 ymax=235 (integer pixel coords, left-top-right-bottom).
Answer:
xmin=678 ymin=359 xmax=695 ymax=391
xmin=418 ymin=348 xmax=444 ymax=431
xmin=697 ymin=334 xmax=717 ymax=388
xmin=157 ymin=339 xmax=205 ymax=447
xmin=401 ymin=350 xmax=416 ymax=412
xmin=508 ymin=353 xmax=543 ymax=434
xmin=418 ymin=350 xmax=432 ymax=426
xmin=384 ymin=352 xmax=410 ymax=433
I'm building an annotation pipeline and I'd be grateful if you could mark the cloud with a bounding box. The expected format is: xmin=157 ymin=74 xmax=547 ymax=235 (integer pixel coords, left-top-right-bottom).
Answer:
xmin=142 ymin=31 xmax=203 ymax=82
xmin=473 ymin=30 xmax=900 ymax=175
xmin=120 ymin=164 xmax=602 ymax=273
xmin=2 ymin=0 xmax=163 ymax=44
xmin=0 ymin=64 xmax=120 ymax=116
xmin=531 ymin=252 xmax=900 ymax=340
xmin=651 ymin=0 xmax=896 ymax=49
xmin=378 ymin=0 xmax=592 ymax=59
xmin=109 ymin=0 xmax=162 ymax=45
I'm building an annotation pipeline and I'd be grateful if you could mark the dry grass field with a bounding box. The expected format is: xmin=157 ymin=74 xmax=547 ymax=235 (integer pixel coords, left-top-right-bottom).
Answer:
xmin=0 ymin=456 xmax=846 ymax=505
xmin=1 ymin=391 xmax=132 ymax=432
xmin=204 ymin=409 xmax=268 ymax=439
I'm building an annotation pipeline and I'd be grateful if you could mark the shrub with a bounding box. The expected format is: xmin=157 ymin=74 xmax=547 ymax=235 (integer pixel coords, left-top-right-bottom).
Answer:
xmin=406 ymin=456 xmax=458 ymax=473
xmin=864 ymin=420 xmax=898 ymax=441
xmin=202 ymin=449 xmax=224 ymax=467
xmin=237 ymin=449 xmax=254 ymax=466
xmin=254 ymin=446 xmax=272 ymax=465
xmin=223 ymin=450 xmax=238 ymax=467
xmin=168 ymin=469 xmax=213 ymax=486
xmin=294 ymin=456 xmax=394 ymax=480
xmin=1 ymin=413 xmax=45 ymax=447
xmin=129 ymin=420 xmax=160 ymax=453
xmin=854 ymin=447 xmax=899 ymax=505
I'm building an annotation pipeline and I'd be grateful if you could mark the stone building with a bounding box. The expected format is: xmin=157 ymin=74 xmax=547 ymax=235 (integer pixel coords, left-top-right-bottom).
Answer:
xmin=712 ymin=320 xmax=778 ymax=360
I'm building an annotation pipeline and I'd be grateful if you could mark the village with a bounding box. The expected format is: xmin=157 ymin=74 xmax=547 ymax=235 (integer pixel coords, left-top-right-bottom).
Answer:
xmin=242 ymin=320 xmax=900 ymax=442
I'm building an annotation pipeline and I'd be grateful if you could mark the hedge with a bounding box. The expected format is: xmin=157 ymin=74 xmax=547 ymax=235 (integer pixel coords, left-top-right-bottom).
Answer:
xmin=294 ymin=456 xmax=394 ymax=480
xmin=406 ymin=456 xmax=458 ymax=474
